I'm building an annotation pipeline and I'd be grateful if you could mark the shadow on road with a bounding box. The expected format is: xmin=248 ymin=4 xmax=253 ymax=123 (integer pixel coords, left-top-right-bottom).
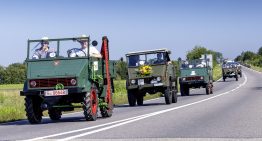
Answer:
xmin=114 ymin=102 xmax=166 ymax=108
xmin=216 ymin=79 xmax=239 ymax=83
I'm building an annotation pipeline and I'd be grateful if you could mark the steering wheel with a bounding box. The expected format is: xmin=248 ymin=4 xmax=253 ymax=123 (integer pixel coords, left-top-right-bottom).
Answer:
xmin=67 ymin=48 xmax=87 ymax=57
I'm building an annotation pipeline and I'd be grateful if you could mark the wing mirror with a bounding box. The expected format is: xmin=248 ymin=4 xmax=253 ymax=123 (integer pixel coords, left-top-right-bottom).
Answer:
xmin=91 ymin=40 xmax=98 ymax=46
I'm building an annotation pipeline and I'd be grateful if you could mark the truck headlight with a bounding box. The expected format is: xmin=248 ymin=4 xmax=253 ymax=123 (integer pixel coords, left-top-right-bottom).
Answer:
xmin=70 ymin=79 xmax=77 ymax=85
xmin=157 ymin=77 xmax=161 ymax=81
xmin=200 ymin=76 xmax=204 ymax=80
xmin=30 ymin=80 xmax=36 ymax=87
xmin=131 ymin=80 xmax=136 ymax=84
xmin=182 ymin=77 xmax=186 ymax=81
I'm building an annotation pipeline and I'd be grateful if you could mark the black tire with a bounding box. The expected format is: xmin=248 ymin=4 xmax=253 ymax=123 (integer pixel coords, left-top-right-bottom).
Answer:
xmin=83 ymin=85 xmax=98 ymax=121
xmin=172 ymin=88 xmax=177 ymax=103
xmin=100 ymin=100 xmax=113 ymax=118
xmin=48 ymin=108 xmax=62 ymax=120
xmin=185 ymin=87 xmax=190 ymax=96
xmin=240 ymin=72 xmax=242 ymax=78
xmin=206 ymin=83 xmax=211 ymax=95
xmin=180 ymin=83 xmax=185 ymax=96
xmin=25 ymin=96 xmax=43 ymax=124
xmin=164 ymin=87 xmax=172 ymax=104
xmin=236 ymin=75 xmax=238 ymax=81
xmin=136 ymin=93 xmax=144 ymax=106
xmin=223 ymin=76 xmax=226 ymax=82
xmin=127 ymin=90 xmax=136 ymax=106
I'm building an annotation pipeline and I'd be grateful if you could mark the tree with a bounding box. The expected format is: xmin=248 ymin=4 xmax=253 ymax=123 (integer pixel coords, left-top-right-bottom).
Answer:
xmin=0 ymin=65 xmax=5 ymax=84
xmin=242 ymin=51 xmax=256 ymax=62
xmin=258 ymin=47 xmax=262 ymax=56
xmin=4 ymin=63 xmax=26 ymax=84
xmin=115 ymin=57 xmax=127 ymax=80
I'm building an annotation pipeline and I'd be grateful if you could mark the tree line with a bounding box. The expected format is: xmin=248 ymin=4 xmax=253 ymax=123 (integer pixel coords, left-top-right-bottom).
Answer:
xmin=234 ymin=47 xmax=262 ymax=67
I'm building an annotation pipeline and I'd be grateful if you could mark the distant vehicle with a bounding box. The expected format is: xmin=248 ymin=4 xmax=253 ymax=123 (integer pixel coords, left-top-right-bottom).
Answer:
xmin=125 ymin=49 xmax=178 ymax=106
xmin=20 ymin=36 xmax=115 ymax=124
xmin=179 ymin=54 xmax=213 ymax=96
xmin=222 ymin=62 xmax=242 ymax=81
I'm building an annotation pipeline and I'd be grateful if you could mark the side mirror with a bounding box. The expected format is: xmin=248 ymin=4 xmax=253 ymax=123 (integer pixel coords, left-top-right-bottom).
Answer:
xmin=91 ymin=40 xmax=98 ymax=46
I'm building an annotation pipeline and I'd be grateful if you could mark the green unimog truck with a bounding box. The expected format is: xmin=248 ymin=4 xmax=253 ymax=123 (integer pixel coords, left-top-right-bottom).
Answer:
xmin=126 ymin=49 xmax=178 ymax=106
xmin=179 ymin=54 xmax=213 ymax=96
xmin=20 ymin=36 xmax=115 ymax=124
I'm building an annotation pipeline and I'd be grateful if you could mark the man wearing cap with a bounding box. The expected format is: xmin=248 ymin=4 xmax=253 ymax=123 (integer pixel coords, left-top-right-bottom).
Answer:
xmin=71 ymin=35 xmax=102 ymax=58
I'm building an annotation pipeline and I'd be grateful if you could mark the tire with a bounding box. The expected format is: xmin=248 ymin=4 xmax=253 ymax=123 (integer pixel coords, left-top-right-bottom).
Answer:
xmin=185 ymin=87 xmax=190 ymax=96
xmin=172 ymin=88 xmax=177 ymax=103
xmin=48 ymin=108 xmax=62 ymax=120
xmin=236 ymin=75 xmax=238 ymax=81
xmin=223 ymin=76 xmax=226 ymax=82
xmin=100 ymin=99 xmax=113 ymax=118
xmin=164 ymin=87 xmax=172 ymax=104
xmin=127 ymin=90 xmax=136 ymax=106
xmin=180 ymin=83 xmax=185 ymax=96
xmin=206 ymin=83 xmax=211 ymax=95
xmin=25 ymin=96 xmax=43 ymax=124
xmin=136 ymin=93 xmax=144 ymax=106
xmin=83 ymin=85 xmax=98 ymax=121
xmin=240 ymin=72 xmax=242 ymax=78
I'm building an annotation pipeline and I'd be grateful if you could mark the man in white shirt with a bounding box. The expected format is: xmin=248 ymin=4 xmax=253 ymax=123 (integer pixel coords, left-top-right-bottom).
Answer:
xmin=69 ymin=35 xmax=102 ymax=58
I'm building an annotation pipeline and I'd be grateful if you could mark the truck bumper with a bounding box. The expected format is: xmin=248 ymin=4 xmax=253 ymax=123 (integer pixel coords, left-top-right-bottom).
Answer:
xmin=127 ymin=83 xmax=165 ymax=90
xmin=20 ymin=87 xmax=84 ymax=96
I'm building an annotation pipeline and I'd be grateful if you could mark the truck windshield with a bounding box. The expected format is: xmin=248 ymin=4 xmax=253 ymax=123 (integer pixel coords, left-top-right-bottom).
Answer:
xmin=181 ymin=59 xmax=207 ymax=69
xmin=127 ymin=52 xmax=167 ymax=67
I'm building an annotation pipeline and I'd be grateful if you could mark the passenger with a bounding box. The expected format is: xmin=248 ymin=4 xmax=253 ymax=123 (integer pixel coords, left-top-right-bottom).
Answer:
xmin=32 ymin=37 xmax=55 ymax=59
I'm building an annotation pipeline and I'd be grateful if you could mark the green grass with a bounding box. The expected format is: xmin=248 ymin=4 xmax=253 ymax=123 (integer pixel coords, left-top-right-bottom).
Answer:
xmin=0 ymin=90 xmax=26 ymax=122
xmin=250 ymin=65 xmax=262 ymax=72
xmin=213 ymin=64 xmax=222 ymax=81
xmin=0 ymin=84 xmax=23 ymax=90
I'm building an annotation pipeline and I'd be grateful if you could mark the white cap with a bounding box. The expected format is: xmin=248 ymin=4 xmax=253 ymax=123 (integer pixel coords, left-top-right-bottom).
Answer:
xmin=41 ymin=37 xmax=49 ymax=40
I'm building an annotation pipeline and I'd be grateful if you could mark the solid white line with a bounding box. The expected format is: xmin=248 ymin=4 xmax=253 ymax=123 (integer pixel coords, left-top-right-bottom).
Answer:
xmin=56 ymin=74 xmax=248 ymax=141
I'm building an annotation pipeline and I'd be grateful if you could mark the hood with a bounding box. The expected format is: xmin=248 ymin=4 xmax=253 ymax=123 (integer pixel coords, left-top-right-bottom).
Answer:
xmin=27 ymin=59 xmax=88 ymax=79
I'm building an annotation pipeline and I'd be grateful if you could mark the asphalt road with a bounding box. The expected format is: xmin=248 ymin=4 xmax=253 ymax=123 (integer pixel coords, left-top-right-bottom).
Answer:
xmin=0 ymin=67 xmax=261 ymax=141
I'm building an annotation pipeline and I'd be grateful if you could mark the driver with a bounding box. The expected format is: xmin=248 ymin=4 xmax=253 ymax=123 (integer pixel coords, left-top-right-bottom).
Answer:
xmin=69 ymin=35 xmax=102 ymax=58
xmin=154 ymin=53 xmax=165 ymax=64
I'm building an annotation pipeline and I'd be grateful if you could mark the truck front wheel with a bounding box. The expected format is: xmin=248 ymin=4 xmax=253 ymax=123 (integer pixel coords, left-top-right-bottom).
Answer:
xmin=83 ymin=85 xmax=98 ymax=121
xmin=136 ymin=93 xmax=144 ymax=106
xmin=127 ymin=90 xmax=136 ymax=106
xmin=164 ymin=87 xmax=172 ymax=104
xmin=48 ymin=108 xmax=62 ymax=120
xmin=25 ymin=96 xmax=43 ymax=124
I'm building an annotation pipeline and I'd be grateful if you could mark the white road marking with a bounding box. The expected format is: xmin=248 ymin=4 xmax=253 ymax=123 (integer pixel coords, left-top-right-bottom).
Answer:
xmin=24 ymin=74 xmax=247 ymax=141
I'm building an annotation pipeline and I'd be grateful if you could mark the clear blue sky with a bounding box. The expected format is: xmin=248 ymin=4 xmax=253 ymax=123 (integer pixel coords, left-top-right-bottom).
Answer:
xmin=1 ymin=0 xmax=262 ymax=66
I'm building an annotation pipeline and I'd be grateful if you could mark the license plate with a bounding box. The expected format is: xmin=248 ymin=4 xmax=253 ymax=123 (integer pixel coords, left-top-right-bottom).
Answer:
xmin=44 ymin=89 xmax=68 ymax=96
xmin=154 ymin=83 xmax=163 ymax=86
xmin=138 ymin=79 xmax=144 ymax=85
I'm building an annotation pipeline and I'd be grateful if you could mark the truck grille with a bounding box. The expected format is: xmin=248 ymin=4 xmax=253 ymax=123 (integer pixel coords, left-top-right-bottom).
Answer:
xmin=29 ymin=77 xmax=76 ymax=88
xmin=185 ymin=76 xmax=202 ymax=81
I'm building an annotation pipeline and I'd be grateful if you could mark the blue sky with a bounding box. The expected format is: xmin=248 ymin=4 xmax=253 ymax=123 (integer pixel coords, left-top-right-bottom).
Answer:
xmin=0 ymin=0 xmax=262 ymax=66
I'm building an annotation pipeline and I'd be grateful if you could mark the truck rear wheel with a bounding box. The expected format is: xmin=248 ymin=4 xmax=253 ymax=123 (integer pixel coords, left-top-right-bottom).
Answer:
xmin=236 ymin=75 xmax=238 ymax=81
xmin=127 ymin=90 xmax=136 ymax=106
xmin=48 ymin=108 xmax=62 ymax=120
xmin=25 ymin=96 xmax=43 ymax=124
xmin=100 ymin=98 xmax=113 ymax=118
xmin=83 ymin=85 xmax=98 ymax=121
